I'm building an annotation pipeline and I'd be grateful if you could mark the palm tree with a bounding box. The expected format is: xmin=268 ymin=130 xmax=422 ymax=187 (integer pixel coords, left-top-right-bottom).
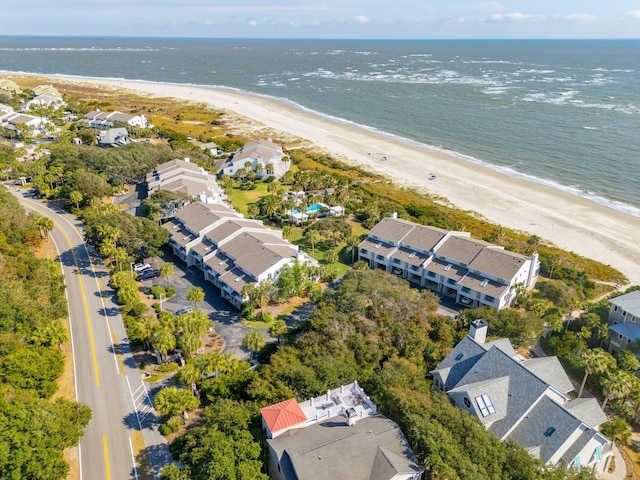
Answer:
xmin=113 ymin=247 xmax=128 ymax=271
xmin=282 ymin=224 xmax=293 ymax=239
xmin=601 ymin=419 xmax=632 ymax=446
xmin=325 ymin=250 xmax=338 ymax=275
xmin=578 ymin=348 xmax=616 ymax=398
xmin=70 ymin=190 xmax=83 ymax=209
xmin=178 ymin=332 xmax=201 ymax=358
xmin=160 ymin=262 xmax=175 ymax=288
xmin=269 ymin=319 xmax=287 ymax=344
xmin=346 ymin=235 xmax=361 ymax=264
xmin=154 ymin=386 xmax=199 ymax=418
xmin=186 ymin=286 xmax=205 ymax=310
xmin=243 ymin=330 xmax=265 ymax=362
xmin=176 ymin=363 xmax=202 ymax=393
xmin=601 ymin=370 xmax=633 ymax=410
xmin=241 ymin=284 xmax=259 ymax=311
xmin=306 ymin=229 xmax=321 ymax=254
xmin=152 ymin=327 xmax=176 ymax=360
xmin=247 ymin=204 xmax=259 ymax=219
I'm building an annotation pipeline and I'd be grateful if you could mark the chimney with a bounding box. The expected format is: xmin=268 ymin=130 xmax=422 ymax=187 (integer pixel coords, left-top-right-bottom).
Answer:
xmin=470 ymin=319 xmax=488 ymax=344
xmin=526 ymin=251 xmax=539 ymax=288
xmin=184 ymin=157 xmax=190 ymax=163
xmin=390 ymin=212 xmax=397 ymax=219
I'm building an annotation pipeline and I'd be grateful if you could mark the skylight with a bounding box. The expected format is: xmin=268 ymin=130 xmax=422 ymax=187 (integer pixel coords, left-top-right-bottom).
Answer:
xmin=475 ymin=394 xmax=496 ymax=417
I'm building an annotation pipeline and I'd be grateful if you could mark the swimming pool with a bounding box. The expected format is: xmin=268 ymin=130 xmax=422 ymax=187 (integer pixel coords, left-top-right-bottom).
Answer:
xmin=292 ymin=203 xmax=323 ymax=215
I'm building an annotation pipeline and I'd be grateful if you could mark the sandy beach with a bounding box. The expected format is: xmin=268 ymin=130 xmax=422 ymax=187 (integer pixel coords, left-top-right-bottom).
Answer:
xmin=14 ymin=75 xmax=640 ymax=285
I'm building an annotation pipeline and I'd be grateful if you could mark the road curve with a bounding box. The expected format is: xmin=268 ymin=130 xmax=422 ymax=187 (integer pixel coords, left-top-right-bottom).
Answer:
xmin=11 ymin=189 xmax=171 ymax=480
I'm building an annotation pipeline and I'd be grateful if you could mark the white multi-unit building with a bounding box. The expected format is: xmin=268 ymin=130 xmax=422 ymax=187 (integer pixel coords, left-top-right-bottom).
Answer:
xmin=0 ymin=111 xmax=56 ymax=137
xmin=147 ymin=158 xmax=225 ymax=205
xmin=219 ymin=138 xmax=289 ymax=180
xmin=162 ymin=202 xmax=317 ymax=308
xmin=358 ymin=215 xmax=540 ymax=310
xmin=84 ymin=109 xmax=150 ymax=129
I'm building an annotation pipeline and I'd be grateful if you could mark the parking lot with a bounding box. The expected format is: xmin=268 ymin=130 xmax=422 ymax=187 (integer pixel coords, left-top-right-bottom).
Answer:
xmin=139 ymin=250 xmax=257 ymax=360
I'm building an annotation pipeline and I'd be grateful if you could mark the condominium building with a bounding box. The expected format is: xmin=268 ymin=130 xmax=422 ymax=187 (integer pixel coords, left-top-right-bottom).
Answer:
xmin=358 ymin=215 xmax=540 ymax=310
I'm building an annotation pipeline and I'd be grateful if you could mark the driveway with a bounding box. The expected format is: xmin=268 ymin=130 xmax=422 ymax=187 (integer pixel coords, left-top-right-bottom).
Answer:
xmin=141 ymin=249 xmax=254 ymax=360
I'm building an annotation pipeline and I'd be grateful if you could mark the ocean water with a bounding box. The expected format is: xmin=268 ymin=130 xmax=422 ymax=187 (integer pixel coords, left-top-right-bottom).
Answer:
xmin=1 ymin=37 xmax=639 ymax=216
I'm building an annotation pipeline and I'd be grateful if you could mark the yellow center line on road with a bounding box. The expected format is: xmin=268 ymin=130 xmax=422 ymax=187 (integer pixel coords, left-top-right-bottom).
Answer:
xmin=21 ymin=198 xmax=101 ymax=388
xmin=103 ymin=435 xmax=112 ymax=480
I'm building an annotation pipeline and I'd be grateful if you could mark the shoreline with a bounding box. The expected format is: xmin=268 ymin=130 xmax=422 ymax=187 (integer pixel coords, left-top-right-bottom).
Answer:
xmin=5 ymin=72 xmax=640 ymax=284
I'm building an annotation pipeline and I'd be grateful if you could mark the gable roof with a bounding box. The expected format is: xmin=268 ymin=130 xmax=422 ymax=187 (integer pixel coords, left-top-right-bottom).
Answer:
xmin=509 ymin=396 xmax=582 ymax=463
xmin=610 ymin=290 xmax=640 ymax=317
xmin=268 ymin=414 xmax=422 ymax=480
xmin=521 ymin=357 xmax=575 ymax=394
xmin=564 ymin=398 xmax=608 ymax=428
xmin=260 ymin=398 xmax=307 ymax=433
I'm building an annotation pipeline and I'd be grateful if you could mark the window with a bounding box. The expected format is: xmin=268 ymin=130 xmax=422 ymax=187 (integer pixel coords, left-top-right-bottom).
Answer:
xmin=484 ymin=295 xmax=495 ymax=303
xmin=619 ymin=334 xmax=624 ymax=340
xmin=393 ymin=258 xmax=400 ymax=264
xmin=447 ymin=278 xmax=456 ymax=285
xmin=463 ymin=397 xmax=471 ymax=408
xmin=461 ymin=287 xmax=471 ymax=293
xmin=623 ymin=311 xmax=627 ymax=317
xmin=614 ymin=306 xmax=618 ymax=312
xmin=595 ymin=445 xmax=603 ymax=461
xmin=475 ymin=394 xmax=496 ymax=417
xmin=427 ymin=271 xmax=435 ymax=278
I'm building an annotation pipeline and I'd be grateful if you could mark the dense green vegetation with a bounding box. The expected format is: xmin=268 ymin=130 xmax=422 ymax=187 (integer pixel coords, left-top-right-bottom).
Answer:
xmin=0 ymin=187 xmax=91 ymax=479
xmin=159 ymin=269 xmax=594 ymax=480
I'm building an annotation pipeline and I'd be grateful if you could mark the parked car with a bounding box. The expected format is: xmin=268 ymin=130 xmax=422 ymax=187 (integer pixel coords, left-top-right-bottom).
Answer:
xmin=132 ymin=263 xmax=152 ymax=272
xmin=174 ymin=307 xmax=193 ymax=316
xmin=137 ymin=269 xmax=159 ymax=280
xmin=459 ymin=296 xmax=472 ymax=306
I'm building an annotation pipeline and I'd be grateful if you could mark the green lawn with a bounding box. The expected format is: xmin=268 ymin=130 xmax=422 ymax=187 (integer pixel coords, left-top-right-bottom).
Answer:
xmin=229 ymin=182 xmax=271 ymax=216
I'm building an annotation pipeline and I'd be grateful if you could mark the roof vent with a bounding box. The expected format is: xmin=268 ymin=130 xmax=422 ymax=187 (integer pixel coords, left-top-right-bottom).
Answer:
xmin=480 ymin=279 xmax=488 ymax=287
xmin=375 ymin=242 xmax=382 ymax=249
xmin=409 ymin=252 xmax=416 ymax=258
xmin=444 ymin=264 xmax=452 ymax=271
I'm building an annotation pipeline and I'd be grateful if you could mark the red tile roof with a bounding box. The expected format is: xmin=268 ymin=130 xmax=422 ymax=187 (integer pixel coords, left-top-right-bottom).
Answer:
xmin=261 ymin=398 xmax=307 ymax=433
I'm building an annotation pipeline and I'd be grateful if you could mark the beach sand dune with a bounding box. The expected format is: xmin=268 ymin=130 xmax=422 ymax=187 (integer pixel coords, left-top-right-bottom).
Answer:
xmin=36 ymin=76 xmax=640 ymax=285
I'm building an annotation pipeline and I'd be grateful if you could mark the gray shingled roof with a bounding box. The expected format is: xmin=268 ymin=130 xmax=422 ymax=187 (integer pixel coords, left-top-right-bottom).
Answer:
xmin=458 ymin=272 xmax=509 ymax=297
xmin=435 ymin=235 xmax=489 ymax=265
xmin=468 ymin=247 xmax=528 ymax=282
xmin=431 ymin=336 xmax=487 ymax=390
xmin=521 ymin=357 xmax=575 ymax=394
xmin=426 ymin=257 xmax=466 ymax=282
xmin=268 ymin=414 xmax=422 ymax=480
xmin=174 ymin=202 xmax=227 ymax=233
xmin=390 ymin=246 xmax=429 ymax=267
xmin=564 ymin=398 xmax=608 ymax=428
xmin=368 ymin=217 xmax=415 ymax=244
xmin=452 ymin=346 xmax=550 ymax=440
xmin=359 ymin=237 xmax=396 ymax=257
xmin=609 ymin=290 xmax=640 ymax=317
xmin=509 ymin=396 xmax=582 ymax=463
xmin=400 ymin=224 xmax=448 ymax=253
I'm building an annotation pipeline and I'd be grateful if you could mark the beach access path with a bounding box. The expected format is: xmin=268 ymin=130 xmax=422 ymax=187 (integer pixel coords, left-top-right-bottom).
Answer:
xmin=24 ymin=74 xmax=640 ymax=285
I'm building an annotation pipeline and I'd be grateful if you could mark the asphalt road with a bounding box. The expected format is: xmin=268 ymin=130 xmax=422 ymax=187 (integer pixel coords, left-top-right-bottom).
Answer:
xmin=11 ymin=189 xmax=171 ymax=480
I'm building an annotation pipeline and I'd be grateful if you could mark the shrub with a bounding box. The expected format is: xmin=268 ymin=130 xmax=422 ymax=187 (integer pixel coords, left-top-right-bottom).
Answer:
xmin=160 ymin=424 xmax=172 ymax=436
xmin=264 ymin=175 xmax=276 ymax=183
xmin=165 ymin=287 xmax=176 ymax=297
xmin=157 ymin=362 xmax=179 ymax=373
xmin=166 ymin=416 xmax=183 ymax=433
xmin=138 ymin=361 xmax=147 ymax=370
xmin=150 ymin=284 xmax=167 ymax=300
